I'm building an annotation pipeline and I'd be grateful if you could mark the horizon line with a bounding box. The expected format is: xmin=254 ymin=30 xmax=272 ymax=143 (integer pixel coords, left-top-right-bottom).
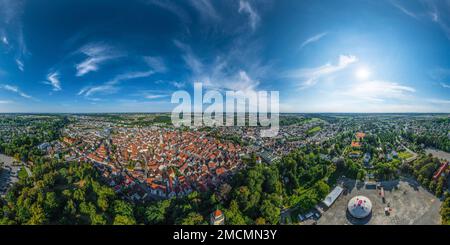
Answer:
xmin=0 ymin=112 xmax=449 ymax=114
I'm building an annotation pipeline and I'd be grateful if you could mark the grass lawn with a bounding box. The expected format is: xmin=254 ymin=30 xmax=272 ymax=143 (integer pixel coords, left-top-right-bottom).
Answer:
xmin=398 ymin=151 xmax=413 ymax=159
xmin=18 ymin=167 xmax=28 ymax=179
xmin=307 ymin=126 xmax=321 ymax=135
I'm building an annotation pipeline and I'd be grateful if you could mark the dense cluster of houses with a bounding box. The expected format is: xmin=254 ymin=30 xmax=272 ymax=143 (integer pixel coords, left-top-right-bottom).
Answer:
xmin=62 ymin=124 xmax=244 ymax=199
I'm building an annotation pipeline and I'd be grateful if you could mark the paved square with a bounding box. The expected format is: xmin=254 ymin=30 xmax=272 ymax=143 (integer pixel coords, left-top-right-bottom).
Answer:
xmin=317 ymin=178 xmax=441 ymax=225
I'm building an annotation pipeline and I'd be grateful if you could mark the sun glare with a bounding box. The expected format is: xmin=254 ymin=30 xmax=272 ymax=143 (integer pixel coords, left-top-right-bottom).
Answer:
xmin=355 ymin=67 xmax=371 ymax=80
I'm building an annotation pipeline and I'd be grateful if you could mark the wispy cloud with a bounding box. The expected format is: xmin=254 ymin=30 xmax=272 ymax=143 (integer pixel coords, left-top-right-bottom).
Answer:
xmin=1 ymin=35 xmax=8 ymax=45
xmin=174 ymin=39 xmax=263 ymax=92
xmin=75 ymin=43 xmax=123 ymax=77
xmin=145 ymin=0 xmax=191 ymax=23
xmin=79 ymin=85 xmax=118 ymax=97
xmin=45 ymin=72 xmax=62 ymax=91
xmin=238 ymin=0 xmax=260 ymax=31
xmin=429 ymin=67 xmax=450 ymax=81
xmin=78 ymin=70 xmax=155 ymax=97
xmin=300 ymin=32 xmax=328 ymax=50
xmin=145 ymin=94 xmax=169 ymax=100
xmin=285 ymin=55 xmax=358 ymax=89
xmin=440 ymin=82 xmax=450 ymax=89
xmin=144 ymin=56 xmax=167 ymax=73
xmin=0 ymin=0 xmax=29 ymax=71
xmin=427 ymin=99 xmax=450 ymax=104
xmin=390 ymin=1 xmax=418 ymax=19
xmin=170 ymin=81 xmax=185 ymax=89
xmin=429 ymin=68 xmax=450 ymax=88
xmin=390 ymin=1 xmax=450 ymax=40
xmin=0 ymin=100 xmax=13 ymax=104
xmin=342 ymin=80 xmax=416 ymax=102
xmin=188 ymin=0 xmax=220 ymax=21
xmin=173 ymin=39 xmax=203 ymax=74
xmin=417 ymin=1 xmax=450 ymax=40
xmin=15 ymin=58 xmax=24 ymax=71
xmin=0 ymin=84 xmax=32 ymax=99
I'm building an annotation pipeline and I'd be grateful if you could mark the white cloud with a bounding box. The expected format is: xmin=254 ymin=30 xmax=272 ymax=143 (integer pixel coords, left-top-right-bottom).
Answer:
xmin=170 ymin=81 xmax=185 ymax=88
xmin=145 ymin=94 xmax=169 ymax=99
xmin=390 ymin=1 xmax=418 ymax=19
xmin=429 ymin=67 xmax=450 ymax=81
xmin=0 ymin=100 xmax=13 ymax=104
xmin=341 ymin=80 xmax=415 ymax=102
xmin=423 ymin=1 xmax=450 ymax=40
xmin=45 ymin=72 xmax=62 ymax=91
xmin=15 ymin=59 xmax=24 ymax=71
xmin=430 ymin=11 xmax=439 ymax=22
xmin=0 ymin=84 xmax=32 ymax=99
xmin=440 ymin=82 xmax=450 ymax=89
xmin=0 ymin=0 xmax=29 ymax=61
xmin=86 ymin=97 xmax=104 ymax=102
xmin=174 ymin=39 xmax=266 ymax=93
xmin=77 ymin=87 xmax=89 ymax=96
xmin=300 ymin=32 xmax=328 ymax=50
xmin=188 ymin=0 xmax=220 ymax=21
xmin=1 ymin=35 xmax=8 ymax=45
xmin=75 ymin=43 xmax=123 ymax=77
xmin=78 ymin=70 xmax=155 ymax=97
xmin=76 ymin=57 xmax=103 ymax=76
xmin=390 ymin=1 xmax=450 ymax=41
xmin=238 ymin=0 xmax=260 ymax=31
xmin=285 ymin=55 xmax=358 ymax=89
xmin=79 ymin=85 xmax=118 ymax=97
xmin=111 ymin=70 xmax=155 ymax=85
xmin=145 ymin=0 xmax=191 ymax=23
xmin=173 ymin=39 xmax=203 ymax=74
xmin=144 ymin=56 xmax=167 ymax=73
xmin=427 ymin=98 xmax=450 ymax=104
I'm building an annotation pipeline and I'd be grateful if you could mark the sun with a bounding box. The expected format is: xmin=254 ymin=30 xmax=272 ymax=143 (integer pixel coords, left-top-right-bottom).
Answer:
xmin=355 ymin=67 xmax=371 ymax=80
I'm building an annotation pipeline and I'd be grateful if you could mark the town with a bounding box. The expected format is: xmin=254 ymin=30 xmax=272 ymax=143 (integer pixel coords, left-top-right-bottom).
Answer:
xmin=0 ymin=113 xmax=449 ymax=225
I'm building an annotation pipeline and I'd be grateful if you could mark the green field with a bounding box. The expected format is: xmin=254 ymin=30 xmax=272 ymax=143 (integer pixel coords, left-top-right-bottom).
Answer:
xmin=306 ymin=126 xmax=321 ymax=135
xmin=398 ymin=151 xmax=413 ymax=159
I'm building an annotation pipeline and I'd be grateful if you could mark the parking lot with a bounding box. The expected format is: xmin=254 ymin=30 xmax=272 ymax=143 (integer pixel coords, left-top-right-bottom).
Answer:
xmin=0 ymin=154 xmax=21 ymax=197
xmin=317 ymin=178 xmax=442 ymax=225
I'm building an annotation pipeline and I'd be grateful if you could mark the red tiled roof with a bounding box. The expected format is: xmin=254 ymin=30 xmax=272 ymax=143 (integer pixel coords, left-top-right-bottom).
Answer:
xmin=214 ymin=209 xmax=222 ymax=217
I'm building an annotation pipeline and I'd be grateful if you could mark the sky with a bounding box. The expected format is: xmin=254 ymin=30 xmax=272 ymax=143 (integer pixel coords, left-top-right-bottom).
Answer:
xmin=0 ymin=0 xmax=450 ymax=113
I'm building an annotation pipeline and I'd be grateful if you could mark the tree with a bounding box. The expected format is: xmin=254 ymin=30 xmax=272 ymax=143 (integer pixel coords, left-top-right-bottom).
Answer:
xmin=27 ymin=204 xmax=46 ymax=225
xmin=428 ymin=180 xmax=437 ymax=193
xmin=313 ymin=180 xmax=330 ymax=200
xmin=113 ymin=215 xmax=136 ymax=225
xmin=441 ymin=196 xmax=450 ymax=225
xmin=255 ymin=217 xmax=266 ymax=225
xmin=217 ymin=183 xmax=232 ymax=202
xmin=436 ymin=177 xmax=445 ymax=197
xmin=259 ymin=200 xmax=280 ymax=225
xmin=179 ymin=212 xmax=205 ymax=225
xmin=145 ymin=200 xmax=170 ymax=224
xmin=223 ymin=200 xmax=247 ymax=225
xmin=91 ymin=214 xmax=107 ymax=225
xmin=113 ymin=200 xmax=134 ymax=218
xmin=44 ymin=192 xmax=59 ymax=217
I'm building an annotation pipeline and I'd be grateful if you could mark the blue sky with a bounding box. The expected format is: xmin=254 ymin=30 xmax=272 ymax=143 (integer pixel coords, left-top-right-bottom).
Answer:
xmin=0 ymin=0 xmax=449 ymax=113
